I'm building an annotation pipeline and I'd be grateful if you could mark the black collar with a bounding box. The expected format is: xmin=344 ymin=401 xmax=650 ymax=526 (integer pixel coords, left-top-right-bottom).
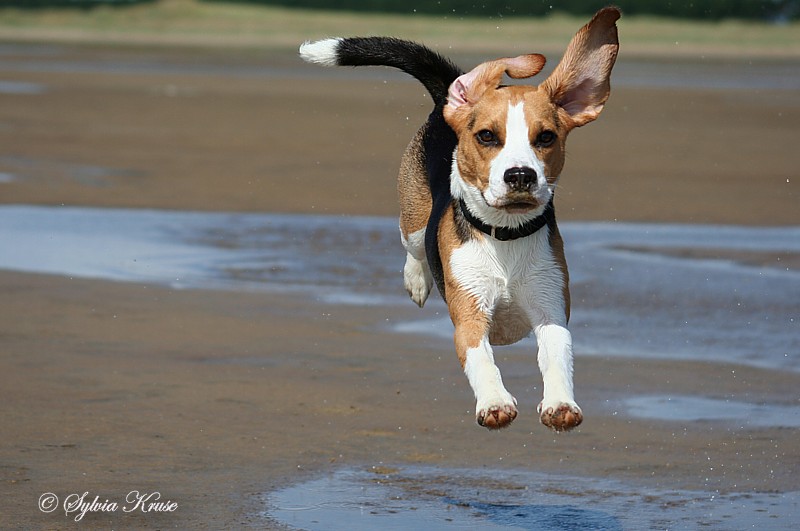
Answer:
xmin=458 ymin=198 xmax=554 ymax=241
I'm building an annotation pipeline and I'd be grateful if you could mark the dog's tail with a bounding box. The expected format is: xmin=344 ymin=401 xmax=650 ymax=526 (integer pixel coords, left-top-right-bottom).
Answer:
xmin=299 ymin=37 xmax=463 ymax=106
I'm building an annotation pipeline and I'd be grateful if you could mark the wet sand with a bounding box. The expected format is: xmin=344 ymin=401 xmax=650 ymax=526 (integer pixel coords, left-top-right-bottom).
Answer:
xmin=1 ymin=43 xmax=799 ymax=528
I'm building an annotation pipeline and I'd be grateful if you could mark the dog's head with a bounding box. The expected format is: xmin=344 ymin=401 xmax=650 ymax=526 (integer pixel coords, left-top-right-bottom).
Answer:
xmin=444 ymin=7 xmax=620 ymax=226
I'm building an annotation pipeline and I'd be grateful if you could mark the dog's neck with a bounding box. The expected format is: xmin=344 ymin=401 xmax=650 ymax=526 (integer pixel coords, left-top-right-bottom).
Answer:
xmin=458 ymin=198 xmax=554 ymax=241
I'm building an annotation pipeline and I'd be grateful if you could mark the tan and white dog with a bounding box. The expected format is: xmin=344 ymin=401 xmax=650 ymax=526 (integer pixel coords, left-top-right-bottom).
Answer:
xmin=300 ymin=7 xmax=619 ymax=431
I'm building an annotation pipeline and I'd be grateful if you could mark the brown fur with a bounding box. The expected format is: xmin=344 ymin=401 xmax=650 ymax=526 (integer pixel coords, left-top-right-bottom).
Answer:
xmin=548 ymin=224 xmax=571 ymax=321
xmin=397 ymin=124 xmax=431 ymax=240
xmin=437 ymin=205 xmax=486 ymax=361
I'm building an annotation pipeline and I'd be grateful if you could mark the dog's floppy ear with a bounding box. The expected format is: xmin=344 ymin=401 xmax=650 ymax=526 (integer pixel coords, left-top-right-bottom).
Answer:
xmin=444 ymin=54 xmax=546 ymax=117
xmin=542 ymin=6 xmax=620 ymax=128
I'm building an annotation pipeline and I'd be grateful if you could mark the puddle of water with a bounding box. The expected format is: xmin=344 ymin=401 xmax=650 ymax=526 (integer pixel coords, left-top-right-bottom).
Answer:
xmin=264 ymin=466 xmax=799 ymax=530
xmin=0 ymin=205 xmax=797 ymax=372
xmin=622 ymin=395 xmax=800 ymax=429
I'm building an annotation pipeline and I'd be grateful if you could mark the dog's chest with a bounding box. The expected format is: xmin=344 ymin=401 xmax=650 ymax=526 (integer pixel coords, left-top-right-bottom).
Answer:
xmin=449 ymin=229 xmax=565 ymax=343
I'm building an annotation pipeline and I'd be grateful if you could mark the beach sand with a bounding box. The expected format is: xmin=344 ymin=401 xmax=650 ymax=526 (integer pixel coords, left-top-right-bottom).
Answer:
xmin=1 ymin=43 xmax=798 ymax=528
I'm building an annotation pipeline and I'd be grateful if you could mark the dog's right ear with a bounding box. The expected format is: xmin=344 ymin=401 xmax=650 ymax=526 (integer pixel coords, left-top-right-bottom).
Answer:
xmin=444 ymin=54 xmax=545 ymax=123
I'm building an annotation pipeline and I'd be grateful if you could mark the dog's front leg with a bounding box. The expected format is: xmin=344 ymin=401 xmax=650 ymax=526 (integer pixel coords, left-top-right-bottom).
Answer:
xmin=453 ymin=314 xmax=518 ymax=430
xmin=534 ymin=323 xmax=583 ymax=431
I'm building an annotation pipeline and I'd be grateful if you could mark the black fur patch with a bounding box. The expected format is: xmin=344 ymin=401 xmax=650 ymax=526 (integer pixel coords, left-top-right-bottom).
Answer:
xmin=422 ymin=106 xmax=459 ymax=302
xmin=335 ymin=37 xmax=462 ymax=106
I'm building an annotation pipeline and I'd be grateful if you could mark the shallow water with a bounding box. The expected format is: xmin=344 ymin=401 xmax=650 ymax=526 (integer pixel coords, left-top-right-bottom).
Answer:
xmin=264 ymin=466 xmax=799 ymax=530
xmin=0 ymin=205 xmax=796 ymax=373
xmin=621 ymin=395 xmax=800 ymax=428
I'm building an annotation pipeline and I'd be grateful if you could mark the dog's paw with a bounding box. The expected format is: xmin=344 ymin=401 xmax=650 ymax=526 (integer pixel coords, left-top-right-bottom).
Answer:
xmin=538 ymin=401 xmax=583 ymax=432
xmin=403 ymin=255 xmax=433 ymax=308
xmin=476 ymin=393 xmax=518 ymax=430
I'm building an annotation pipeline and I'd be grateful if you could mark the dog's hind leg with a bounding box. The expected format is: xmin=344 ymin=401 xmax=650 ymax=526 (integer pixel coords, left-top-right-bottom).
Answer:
xmin=401 ymin=229 xmax=433 ymax=307
xmin=398 ymin=125 xmax=434 ymax=307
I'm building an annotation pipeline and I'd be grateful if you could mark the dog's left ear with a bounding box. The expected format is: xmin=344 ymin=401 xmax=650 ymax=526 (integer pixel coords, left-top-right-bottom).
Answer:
xmin=542 ymin=6 xmax=620 ymax=128
xmin=444 ymin=54 xmax=546 ymax=120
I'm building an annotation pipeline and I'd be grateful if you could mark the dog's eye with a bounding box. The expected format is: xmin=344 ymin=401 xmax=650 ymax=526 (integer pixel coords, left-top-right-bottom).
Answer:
xmin=476 ymin=129 xmax=498 ymax=146
xmin=535 ymin=130 xmax=556 ymax=147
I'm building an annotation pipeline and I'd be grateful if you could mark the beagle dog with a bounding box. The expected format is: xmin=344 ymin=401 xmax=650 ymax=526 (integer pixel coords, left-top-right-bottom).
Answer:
xmin=300 ymin=7 xmax=620 ymax=430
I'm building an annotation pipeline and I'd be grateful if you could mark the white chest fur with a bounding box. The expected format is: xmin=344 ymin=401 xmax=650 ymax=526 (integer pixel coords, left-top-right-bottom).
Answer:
xmin=449 ymin=228 xmax=567 ymax=344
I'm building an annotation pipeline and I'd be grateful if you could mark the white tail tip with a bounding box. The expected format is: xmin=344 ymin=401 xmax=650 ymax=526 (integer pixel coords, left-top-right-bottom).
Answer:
xmin=299 ymin=38 xmax=343 ymax=67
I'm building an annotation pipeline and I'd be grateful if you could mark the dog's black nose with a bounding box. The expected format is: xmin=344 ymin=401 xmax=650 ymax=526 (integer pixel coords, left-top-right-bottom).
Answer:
xmin=503 ymin=167 xmax=537 ymax=191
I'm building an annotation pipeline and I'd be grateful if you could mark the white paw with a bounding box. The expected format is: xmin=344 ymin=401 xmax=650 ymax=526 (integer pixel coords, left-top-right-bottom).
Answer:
xmin=475 ymin=391 xmax=518 ymax=430
xmin=403 ymin=255 xmax=433 ymax=308
xmin=537 ymin=400 xmax=582 ymax=432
